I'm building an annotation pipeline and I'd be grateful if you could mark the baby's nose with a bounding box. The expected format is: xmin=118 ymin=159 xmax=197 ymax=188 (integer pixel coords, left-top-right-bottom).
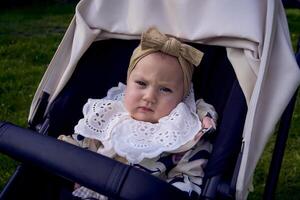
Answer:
xmin=143 ymin=88 xmax=157 ymax=103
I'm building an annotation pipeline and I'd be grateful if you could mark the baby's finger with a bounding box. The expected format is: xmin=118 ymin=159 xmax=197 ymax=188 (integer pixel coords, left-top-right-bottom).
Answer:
xmin=194 ymin=130 xmax=205 ymax=141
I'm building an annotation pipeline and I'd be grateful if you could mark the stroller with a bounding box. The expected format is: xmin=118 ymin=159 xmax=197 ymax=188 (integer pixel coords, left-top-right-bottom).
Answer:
xmin=0 ymin=0 xmax=300 ymax=199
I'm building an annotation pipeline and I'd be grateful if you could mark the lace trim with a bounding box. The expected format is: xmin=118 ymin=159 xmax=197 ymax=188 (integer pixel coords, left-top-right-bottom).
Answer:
xmin=74 ymin=82 xmax=201 ymax=163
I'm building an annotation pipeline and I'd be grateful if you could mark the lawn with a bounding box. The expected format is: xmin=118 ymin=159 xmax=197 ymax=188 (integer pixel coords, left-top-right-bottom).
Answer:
xmin=0 ymin=2 xmax=75 ymax=190
xmin=0 ymin=3 xmax=299 ymax=199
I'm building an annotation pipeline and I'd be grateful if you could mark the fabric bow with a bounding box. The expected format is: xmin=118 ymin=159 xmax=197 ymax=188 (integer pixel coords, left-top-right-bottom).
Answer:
xmin=141 ymin=27 xmax=203 ymax=66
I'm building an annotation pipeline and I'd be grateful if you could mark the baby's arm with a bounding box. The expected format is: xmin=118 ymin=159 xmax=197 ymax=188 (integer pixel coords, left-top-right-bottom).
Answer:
xmin=166 ymin=140 xmax=212 ymax=197
xmin=196 ymin=98 xmax=217 ymax=126
xmin=195 ymin=99 xmax=218 ymax=140
xmin=58 ymin=134 xmax=102 ymax=152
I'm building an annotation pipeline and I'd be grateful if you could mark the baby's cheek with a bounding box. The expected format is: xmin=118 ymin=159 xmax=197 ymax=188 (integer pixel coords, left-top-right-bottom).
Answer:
xmin=123 ymin=94 xmax=132 ymax=112
xmin=158 ymin=104 xmax=176 ymax=118
xmin=124 ymin=93 xmax=140 ymax=117
xmin=166 ymin=99 xmax=180 ymax=111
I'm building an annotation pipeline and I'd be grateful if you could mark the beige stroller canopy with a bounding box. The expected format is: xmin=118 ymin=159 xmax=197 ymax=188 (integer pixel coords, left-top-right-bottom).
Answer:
xmin=29 ymin=0 xmax=300 ymax=199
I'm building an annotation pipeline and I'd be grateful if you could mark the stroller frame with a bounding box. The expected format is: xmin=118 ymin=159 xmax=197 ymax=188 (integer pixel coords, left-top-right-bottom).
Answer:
xmin=0 ymin=38 xmax=299 ymax=199
xmin=1 ymin=0 xmax=300 ymax=199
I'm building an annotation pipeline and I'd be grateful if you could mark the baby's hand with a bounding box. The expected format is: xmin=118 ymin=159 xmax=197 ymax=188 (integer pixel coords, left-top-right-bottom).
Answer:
xmin=202 ymin=116 xmax=215 ymax=129
xmin=194 ymin=116 xmax=216 ymax=141
xmin=74 ymin=183 xmax=81 ymax=190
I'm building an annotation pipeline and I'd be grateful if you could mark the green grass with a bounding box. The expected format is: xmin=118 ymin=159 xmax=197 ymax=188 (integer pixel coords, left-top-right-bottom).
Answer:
xmin=0 ymin=2 xmax=75 ymax=189
xmin=248 ymin=92 xmax=300 ymax=200
xmin=286 ymin=9 xmax=300 ymax=50
xmin=0 ymin=4 xmax=299 ymax=199
xmin=248 ymin=8 xmax=300 ymax=200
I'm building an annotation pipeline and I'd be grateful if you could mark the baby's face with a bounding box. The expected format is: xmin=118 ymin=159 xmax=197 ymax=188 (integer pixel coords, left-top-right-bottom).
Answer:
xmin=124 ymin=52 xmax=184 ymax=123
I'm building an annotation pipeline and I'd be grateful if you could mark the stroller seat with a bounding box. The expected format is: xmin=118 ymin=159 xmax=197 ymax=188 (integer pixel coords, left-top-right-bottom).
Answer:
xmin=0 ymin=39 xmax=247 ymax=199
xmin=48 ymin=40 xmax=248 ymax=198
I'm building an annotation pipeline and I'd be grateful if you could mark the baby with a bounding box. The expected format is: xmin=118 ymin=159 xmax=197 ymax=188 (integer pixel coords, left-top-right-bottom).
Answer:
xmin=59 ymin=27 xmax=217 ymax=199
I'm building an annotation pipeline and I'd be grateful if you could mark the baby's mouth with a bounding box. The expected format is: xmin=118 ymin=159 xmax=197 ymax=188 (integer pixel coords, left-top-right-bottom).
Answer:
xmin=138 ymin=106 xmax=154 ymax=112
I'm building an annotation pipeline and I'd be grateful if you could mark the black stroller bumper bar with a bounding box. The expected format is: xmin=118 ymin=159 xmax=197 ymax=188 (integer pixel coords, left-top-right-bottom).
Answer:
xmin=0 ymin=121 xmax=189 ymax=200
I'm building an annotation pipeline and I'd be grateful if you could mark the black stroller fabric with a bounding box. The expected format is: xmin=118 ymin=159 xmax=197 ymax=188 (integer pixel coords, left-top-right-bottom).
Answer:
xmin=0 ymin=39 xmax=247 ymax=199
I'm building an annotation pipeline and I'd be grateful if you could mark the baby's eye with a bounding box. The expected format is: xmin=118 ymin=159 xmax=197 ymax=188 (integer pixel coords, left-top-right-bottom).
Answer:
xmin=160 ymin=87 xmax=173 ymax=93
xmin=135 ymin=80 xmax=146 ymax=87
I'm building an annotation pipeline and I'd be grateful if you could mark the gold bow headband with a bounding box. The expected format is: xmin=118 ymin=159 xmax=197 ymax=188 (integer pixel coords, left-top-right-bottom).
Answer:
xmin=127 ymin=27 xmax=204 ymax=97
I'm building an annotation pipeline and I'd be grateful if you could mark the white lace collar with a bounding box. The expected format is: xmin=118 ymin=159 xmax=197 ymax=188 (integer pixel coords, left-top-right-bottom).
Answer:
xmin=74 ymin=82 xmax=202 ymax=164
